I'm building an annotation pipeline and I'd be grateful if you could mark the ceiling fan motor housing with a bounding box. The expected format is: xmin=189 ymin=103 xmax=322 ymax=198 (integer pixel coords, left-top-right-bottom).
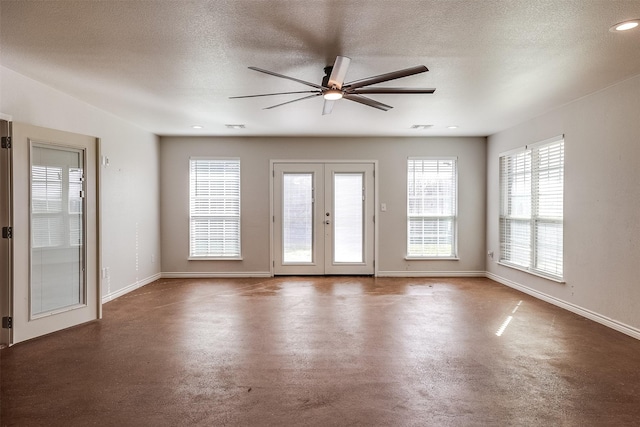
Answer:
xmin=322 ymin=66 xmax=333 ymax=87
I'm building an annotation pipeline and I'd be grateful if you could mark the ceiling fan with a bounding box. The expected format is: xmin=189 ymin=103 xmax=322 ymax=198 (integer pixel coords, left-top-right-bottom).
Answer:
xmin=230 ymin=56 xmax=436 ymax=115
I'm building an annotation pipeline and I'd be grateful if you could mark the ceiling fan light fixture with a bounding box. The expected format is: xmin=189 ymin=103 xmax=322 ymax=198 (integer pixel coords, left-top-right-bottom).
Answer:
xmin=610 ymin=19 xmax=639 ymax=32
xmin=323 ymin=89 xmax=343 ymax=101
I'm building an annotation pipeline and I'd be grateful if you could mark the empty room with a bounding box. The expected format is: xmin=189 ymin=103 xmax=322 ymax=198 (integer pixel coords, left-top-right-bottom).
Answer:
xmin=1 ymin=1 xmax=640 ymax=425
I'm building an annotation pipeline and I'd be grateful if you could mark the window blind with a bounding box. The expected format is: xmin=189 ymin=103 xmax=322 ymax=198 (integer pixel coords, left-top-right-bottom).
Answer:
xmin=499 ymin=138 xmax=564 ymax=279
xmin=407 ymin=158 xmax=457 ymax=257
xmin=189 ymin=158 xmax=241 ymax=258
xmin=31 ymin=165 xmax=64 ymax=248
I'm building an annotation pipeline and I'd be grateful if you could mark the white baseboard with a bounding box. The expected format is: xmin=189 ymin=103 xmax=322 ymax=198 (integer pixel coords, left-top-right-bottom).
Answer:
xmin=161 ymin=271 xmax=272 ymax=279
xmin=486 ymin=272 xmax=640 ymax=341
xmin=101 ymin=273 xmax=162 ymax=304
xmin=377 ymin=270 xmax=486 ymax=278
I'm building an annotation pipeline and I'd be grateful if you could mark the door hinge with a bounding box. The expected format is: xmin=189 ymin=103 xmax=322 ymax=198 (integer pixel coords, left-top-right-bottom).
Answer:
xmin=2 ymin=227 xmax=12 ymax=239
xmin=2 ymin=316 xmax=12 ymax=329
xmin=1 ymin=136 xmax=11 ymax=149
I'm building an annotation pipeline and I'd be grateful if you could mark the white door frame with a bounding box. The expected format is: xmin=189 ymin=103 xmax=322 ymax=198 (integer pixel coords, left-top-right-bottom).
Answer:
xmin=270 ymin=159 xmax=379 ymax=276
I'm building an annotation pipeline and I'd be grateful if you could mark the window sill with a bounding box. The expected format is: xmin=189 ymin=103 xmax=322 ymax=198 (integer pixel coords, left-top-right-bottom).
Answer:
xmin=188 ymin=257 xmax=243 ymax=261
xmin=497 ymin=261 xmax=565 ymax=283
xmin=405 ymin=256 xmax=459 ymax=261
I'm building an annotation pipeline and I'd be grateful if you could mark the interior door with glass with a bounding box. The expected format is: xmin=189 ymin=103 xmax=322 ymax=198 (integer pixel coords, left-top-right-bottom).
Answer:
xmin=11 ymin=123 xmax=98 ymax=344
xmin=273 ymin=162 xmax=374 ymax=275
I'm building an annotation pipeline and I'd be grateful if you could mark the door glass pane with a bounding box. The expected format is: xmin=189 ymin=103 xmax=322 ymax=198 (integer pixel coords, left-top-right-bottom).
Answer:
xmin=334 ymin=173 xmax=363 ymax=263
xmin=31 ymin=146 xmax=84 ymax=316
xmin=283 ymin=173 xmax=313 ymax=263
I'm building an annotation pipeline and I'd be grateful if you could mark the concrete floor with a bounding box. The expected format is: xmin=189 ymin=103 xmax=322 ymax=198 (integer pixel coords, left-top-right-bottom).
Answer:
xmin=1 ymin=277 xmax=640 ymax=426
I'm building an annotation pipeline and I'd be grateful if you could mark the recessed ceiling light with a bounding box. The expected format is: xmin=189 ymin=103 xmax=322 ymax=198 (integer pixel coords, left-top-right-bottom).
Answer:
xmin=447 ymin=125 xmax=458 ymax=129
xmin=610 ymin=19 xmax=639 ymax=32
xmin=191 ymin=125 xmax=204 ymax=129
xmin=411 ymin=125 xmax=433 ymax=129
xmin=225 ymin=124 xmax=246 ymax=129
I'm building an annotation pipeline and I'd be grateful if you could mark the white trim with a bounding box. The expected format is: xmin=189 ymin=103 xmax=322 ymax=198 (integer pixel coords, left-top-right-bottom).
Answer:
xmin=377 ymin=270 xmax=485 ymax=277
xmin=527 ymin=134 xmax=564 ymax=150
xmin=161 ymin=271 xmax=272 ymax=278
xmin=269 ymin=159 xmax=275 ymax=276
xmin=498 ymin=134 xmax=564 ymax=157
xmin=407 ymin=156 xmax=458 ymax=161
xmin=271 ymin=159 xmax=378 ymax=164
xmin=189 ymin=156 xmax=240 ymax=161
xmin=373 ymin=160 xmax=379 ymax=277
xmin=486 ymin=272 xmax=640 ymax=341
xmin=101 ymin=273 xmax=161 ymax=304
xmin=497 ymin=261 xmax=565 ymax=283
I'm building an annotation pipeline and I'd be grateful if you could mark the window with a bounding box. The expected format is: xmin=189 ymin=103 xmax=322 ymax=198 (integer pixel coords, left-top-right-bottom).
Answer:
xmin=189 ymin=158 xmax=241 ymax=258
xmin=407 ymin=157 xmax=457 ymax=258
xmin=499 ymin=136 xmax=564 ymax=279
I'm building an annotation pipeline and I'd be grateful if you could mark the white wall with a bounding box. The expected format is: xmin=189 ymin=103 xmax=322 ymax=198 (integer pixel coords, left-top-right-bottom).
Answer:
xmin=486 ymin=73 xmax=640 ymax=336
xmin=160 ymin=136 xmax=486 ymax=276
xmin=0 ymin=66 xmax=161 ymax=302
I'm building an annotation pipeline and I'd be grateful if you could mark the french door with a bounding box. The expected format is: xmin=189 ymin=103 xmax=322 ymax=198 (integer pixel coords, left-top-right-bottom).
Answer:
xmin=273 ymin=162 xmax=375 ymax=275
xmin=10 ymin=123 xmax=99 ymax=344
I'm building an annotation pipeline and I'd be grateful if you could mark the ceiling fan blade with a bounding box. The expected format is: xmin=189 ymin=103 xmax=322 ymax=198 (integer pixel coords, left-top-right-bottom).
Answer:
xmin=263 ymin=93 xmax=322 ymax=110
xmin=343 ymin=65 xmax=429 ymax=90
xmin=230 ymin=90 xmax=320 ymax=99
xmin=248 ymin=66 xmax=324 ymax=90
xmin=322 ymin=99 xmax=335 ymax=115
xmin=343 ymin=94 xmax=393 ymax=111
xmin=349 ymin=87 xmax=436 ymax=95
xmin=327 ymin=56 xmax=351 ymax=89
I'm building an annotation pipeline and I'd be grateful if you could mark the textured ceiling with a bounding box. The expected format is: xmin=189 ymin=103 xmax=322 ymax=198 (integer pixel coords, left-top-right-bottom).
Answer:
xmin=1 ymin=0 xmax=640 ymax=137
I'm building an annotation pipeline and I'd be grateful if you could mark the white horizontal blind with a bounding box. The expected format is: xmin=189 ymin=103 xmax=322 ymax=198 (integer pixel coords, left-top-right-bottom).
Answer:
xmin=31 ymin=165 xmax=64 ymax=248
xmin=499 ymin=138 xmax=564 ymax=279
xmin=499 ymin=152 xmax=531 ymax=267
xmin=189 ymin=159 xmax=241 ymax=258
xmin=407 ymin=158 xmax=457 ymax=257
xmin=282 ymin=173 xmax=313 ymax=263
xmin=533 ymin=141 xmax=564 ymax=277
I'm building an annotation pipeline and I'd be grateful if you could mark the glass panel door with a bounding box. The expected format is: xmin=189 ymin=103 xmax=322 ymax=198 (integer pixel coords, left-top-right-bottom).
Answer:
xmin=274 ymin=162 xmax=374 ymax=275
xmin=324 ymin=163 xmax=374 ymax=275
xmin=11 ymin=122 xmax=98 ymax=345
xmin=273 ymin=163 xmax=324 ymax=275
xmin=31 ymin=145 xmax=85 ymax=317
